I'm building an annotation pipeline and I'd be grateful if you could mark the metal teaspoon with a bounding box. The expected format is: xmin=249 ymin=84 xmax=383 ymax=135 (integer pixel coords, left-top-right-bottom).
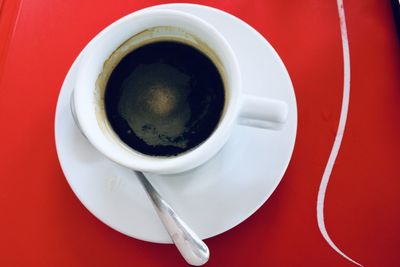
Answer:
xmin=70 ymin=93 xmax=209 ymax=266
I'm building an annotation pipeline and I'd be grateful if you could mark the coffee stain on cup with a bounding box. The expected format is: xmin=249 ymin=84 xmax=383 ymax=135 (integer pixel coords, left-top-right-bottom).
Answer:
xmin=94 ymin=26 xmax=228 ymax=156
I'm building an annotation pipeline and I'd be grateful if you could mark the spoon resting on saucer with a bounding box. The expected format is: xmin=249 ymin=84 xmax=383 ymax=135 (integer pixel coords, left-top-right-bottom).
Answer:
xmin=70 ymin=93 xmax=209 ymax=266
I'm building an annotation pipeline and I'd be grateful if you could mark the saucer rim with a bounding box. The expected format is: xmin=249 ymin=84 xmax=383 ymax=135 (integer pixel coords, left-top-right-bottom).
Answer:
xmin=54 ymin=3 xmax=297 ymax=244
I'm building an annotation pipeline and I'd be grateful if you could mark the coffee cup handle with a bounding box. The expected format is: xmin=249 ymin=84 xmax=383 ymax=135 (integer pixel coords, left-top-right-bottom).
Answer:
xmin=237 ymin=94 xmax=288 ymax=129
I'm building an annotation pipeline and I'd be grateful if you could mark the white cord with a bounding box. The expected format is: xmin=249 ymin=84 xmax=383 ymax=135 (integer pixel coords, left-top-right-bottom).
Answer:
xmin=316 ymin=0 xmax=362 ymax=266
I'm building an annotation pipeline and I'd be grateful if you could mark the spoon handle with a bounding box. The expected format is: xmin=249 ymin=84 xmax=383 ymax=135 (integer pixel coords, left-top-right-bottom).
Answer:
xmin=71 ymin=93 xmax=209 ymax=265
xmin=135 ymin=171 xmax=210 ymax=266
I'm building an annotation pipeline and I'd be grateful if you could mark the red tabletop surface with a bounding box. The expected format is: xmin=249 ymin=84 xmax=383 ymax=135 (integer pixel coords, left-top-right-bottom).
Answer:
xmin=0 ymin=0 xmax=399 ymax=266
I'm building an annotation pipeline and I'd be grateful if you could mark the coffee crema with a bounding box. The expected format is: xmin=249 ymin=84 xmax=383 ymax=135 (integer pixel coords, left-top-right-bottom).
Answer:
xmin=104 ymin=41 xmax=225 ymax=156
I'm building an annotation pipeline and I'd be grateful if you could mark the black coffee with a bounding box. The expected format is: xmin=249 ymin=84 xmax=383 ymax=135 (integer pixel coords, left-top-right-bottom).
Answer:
xmin=104 ymin=41 xmax=225 ymax=156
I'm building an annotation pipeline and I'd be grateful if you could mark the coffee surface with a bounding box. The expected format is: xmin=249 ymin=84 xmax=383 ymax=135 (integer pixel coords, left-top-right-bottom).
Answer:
xmin=104 ymin=41 xmax=225 ymax=156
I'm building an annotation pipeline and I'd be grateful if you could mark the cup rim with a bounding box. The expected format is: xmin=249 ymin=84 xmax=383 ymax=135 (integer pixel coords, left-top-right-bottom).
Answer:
xmin=74 ymin=9 xmax=241 ymax=174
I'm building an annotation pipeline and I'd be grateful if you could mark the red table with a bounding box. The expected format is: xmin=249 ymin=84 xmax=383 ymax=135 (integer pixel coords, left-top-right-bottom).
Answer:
xmin=0 ymin=0 xmax=399 ymax=266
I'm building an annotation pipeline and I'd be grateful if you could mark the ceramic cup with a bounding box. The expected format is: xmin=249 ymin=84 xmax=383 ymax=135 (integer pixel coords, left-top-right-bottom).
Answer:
xmin=73 ymin=9 xmax=288 ymax=174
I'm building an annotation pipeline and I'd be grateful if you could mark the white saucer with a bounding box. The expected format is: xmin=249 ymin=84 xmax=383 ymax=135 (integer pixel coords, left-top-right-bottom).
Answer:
xmin=55 ymin=4 xmax=297 ymax=244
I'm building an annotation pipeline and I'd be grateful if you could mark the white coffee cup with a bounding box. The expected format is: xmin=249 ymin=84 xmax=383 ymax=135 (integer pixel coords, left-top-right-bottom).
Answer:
xmin=73 ymin=9 xmax=288 ymax=174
